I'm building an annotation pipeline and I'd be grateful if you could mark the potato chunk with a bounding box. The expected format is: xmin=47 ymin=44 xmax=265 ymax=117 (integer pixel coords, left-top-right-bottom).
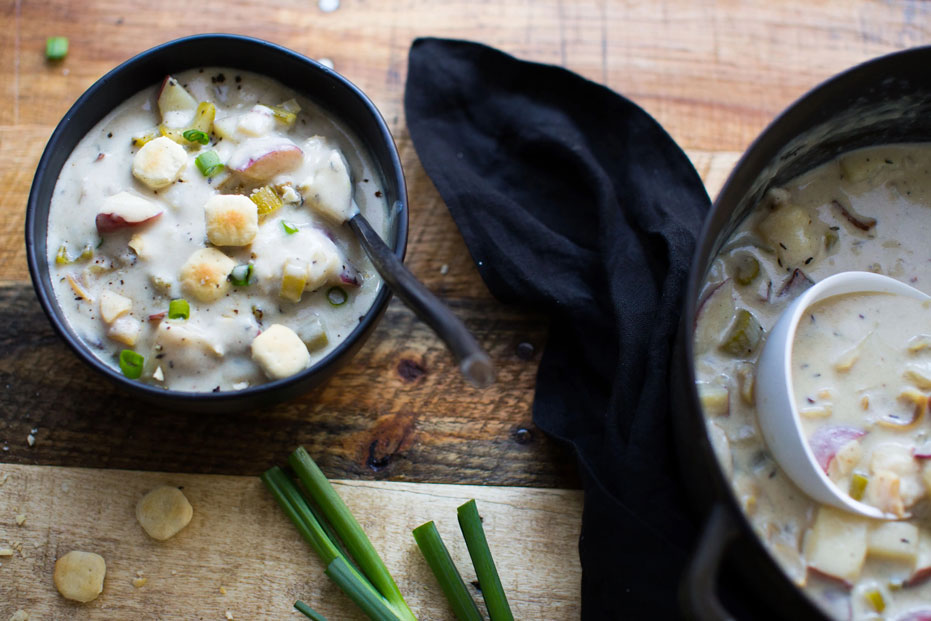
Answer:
xmin=300 ymin=147 xmax=353 ymax=223
xmin=868 ymin=521 xmax=919 ymax=562
xmin=204 ymin=194 xmax=259 ymax=247
xmin=99 ymin=290 xmax=132 ymax=324
xmin=804 ymin=506 xmax=868 ymax=583
xmin=136 ymin=486 xmax=194 ymax=541
xmin=696 ymin=382 xmax=729 ymax=417
xmin=132 ymin=136 xmax=187 ymax=190
xmin=251 ymin=324 xmax=310 ymax=380
xmin=180 ymin=248 xmax=235 ymax=303
xmin=53 ymin=550 xmax=106 ymax=602
xmin=758 ymin=204 xmax=826 ymax=270
xmin=108 ymin=314 xmax=142 ymax=346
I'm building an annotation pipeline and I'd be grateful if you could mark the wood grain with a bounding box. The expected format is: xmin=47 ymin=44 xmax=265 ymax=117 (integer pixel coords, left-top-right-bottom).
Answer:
xmin=0 ymin=282 xmax=578 ymax=488
xmin=0 ymin=463 xmax=583 ymax=620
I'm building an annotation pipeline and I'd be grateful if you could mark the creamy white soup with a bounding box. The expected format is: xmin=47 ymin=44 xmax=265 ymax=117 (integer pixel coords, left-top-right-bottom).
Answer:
xmin=793 ymin=293 xmax=931 ymax=518
xmin=47 ymin=67 xmax=388 ymax=392
xmin=694 ymin=145 xmax=931 ymax=619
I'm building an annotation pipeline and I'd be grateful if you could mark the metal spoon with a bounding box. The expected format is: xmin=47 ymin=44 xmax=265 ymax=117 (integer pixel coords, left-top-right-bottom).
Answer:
xmin=756 ymin=271 xmax=928 ymax=520
xmin=348 ymin=211 xmax=495 ymax=388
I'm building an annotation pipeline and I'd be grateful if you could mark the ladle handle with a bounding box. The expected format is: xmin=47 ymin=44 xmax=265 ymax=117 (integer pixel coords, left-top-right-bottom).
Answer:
xmin=349 ymin=213 xmax=495 ymax=388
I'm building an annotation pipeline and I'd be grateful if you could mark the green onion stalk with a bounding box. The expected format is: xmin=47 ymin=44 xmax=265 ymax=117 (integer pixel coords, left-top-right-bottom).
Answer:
xmin=288 ymin=447 xmax=417 ymax=621
xmin=412 ymin=521 xmax=482 ymax=621
xmin=294 ymin=601 xmax=328 ymax=621
xmin=457 ymin=500 xmax=513 ymax=621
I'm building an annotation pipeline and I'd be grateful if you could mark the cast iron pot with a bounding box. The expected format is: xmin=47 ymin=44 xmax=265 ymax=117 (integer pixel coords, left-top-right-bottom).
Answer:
xmin=671 ymin=46 xmax=931 ymax=620
xmin=25 ymin=34 xmax=408 ymax=412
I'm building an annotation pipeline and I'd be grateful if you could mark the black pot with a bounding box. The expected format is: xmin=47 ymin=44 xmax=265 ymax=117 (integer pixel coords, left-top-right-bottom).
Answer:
xmin=25 ymin=34 xmax=408 ymax=412
xmin=672 ymin=46 xmax=931 ymax=619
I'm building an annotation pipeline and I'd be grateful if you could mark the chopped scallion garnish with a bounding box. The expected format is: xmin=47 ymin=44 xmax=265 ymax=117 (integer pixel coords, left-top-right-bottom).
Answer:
xmin=229 ymin=264 xmax=254 ymax=287
xmin=326 ymin=286 xmax=348 ymax=306
xmin=195 ymin=150 xmax=224 ymax=177
xmin=168 ymin=298 xmax=190 ymax=320
xmin=182 ymin=129 xmax=210 ymax=145
xmin=46 ymin=37 xmax=68 ymax=60
xmin=281 ymin=220 xmax=299 ymax=235
xmin=118 ymin=349 xmax=144 ymax=379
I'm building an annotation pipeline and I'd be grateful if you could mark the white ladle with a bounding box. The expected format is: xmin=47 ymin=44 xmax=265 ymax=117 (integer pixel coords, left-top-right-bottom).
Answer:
xmin=756 ymin=271 xmax=929 ymax=520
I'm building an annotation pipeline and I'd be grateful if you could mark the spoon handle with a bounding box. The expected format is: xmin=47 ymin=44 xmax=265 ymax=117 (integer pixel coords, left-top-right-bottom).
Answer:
xmin=349 ymin=212 xmax=496 ymax=388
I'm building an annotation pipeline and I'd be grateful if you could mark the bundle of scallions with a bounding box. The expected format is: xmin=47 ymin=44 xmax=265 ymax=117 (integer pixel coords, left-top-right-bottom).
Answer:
xmin=262 ymin=447 xmax=514 ymax=621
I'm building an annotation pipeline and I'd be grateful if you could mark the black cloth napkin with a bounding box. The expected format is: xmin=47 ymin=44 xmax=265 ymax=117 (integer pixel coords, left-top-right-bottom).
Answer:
xmin=404 ymin=38 xmax=711 ymax=618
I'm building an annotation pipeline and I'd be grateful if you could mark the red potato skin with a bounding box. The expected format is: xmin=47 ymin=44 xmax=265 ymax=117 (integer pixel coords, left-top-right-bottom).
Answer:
xmin=906 ymin=568 xmax=931 ymax=588
xmin=95 ymin=211 xmax=162 ymax=234
xmin=234 ymin=145 xmax=303 ymax=181
xmin=895 ymin=611 xmax=931 ymax=621
xmin=808 ymin=425 xmax=865 ymax=472
xmin=339 ymin=264 xmax=361 ymax=287
xmin=156 ymin=75 xmax=170 ymax=99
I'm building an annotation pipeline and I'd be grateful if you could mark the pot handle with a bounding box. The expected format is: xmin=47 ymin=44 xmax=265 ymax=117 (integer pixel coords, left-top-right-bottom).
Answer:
xmin=680 ymin=503 xmax=740 ymax=621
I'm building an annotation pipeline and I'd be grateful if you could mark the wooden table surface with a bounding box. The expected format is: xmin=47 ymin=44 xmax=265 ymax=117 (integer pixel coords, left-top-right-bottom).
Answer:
xmin=0 ymin=1 xmax=928 ymax=618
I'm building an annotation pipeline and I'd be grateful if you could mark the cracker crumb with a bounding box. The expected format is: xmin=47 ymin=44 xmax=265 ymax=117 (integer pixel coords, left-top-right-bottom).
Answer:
xmin=171 ymin=569 xmax=177 ymax=575
xmin=0 ymin=472 xmax=9 ymax=486
xmin=225 ymin=611 xmax=234 ymax=620
xmin=15 ymin=514 xmax=26 ymax=526
xmin=132 ymin=576 xmax=147 ymax=588
xmin=219 ymin=586 xmax=227 ymax=595
xmin=9 ymin=610 xmax=30 ymax=621
xmin=26 ymin=435 xmax=35 ymax=448
xmin=440 ymin=264 xmax=449 ymax=275
xmin=0 ymin=548 xmax=11 ymax=557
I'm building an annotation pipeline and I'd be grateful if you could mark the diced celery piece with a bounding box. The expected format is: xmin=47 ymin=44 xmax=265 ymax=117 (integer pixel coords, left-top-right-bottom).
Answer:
xmin=864 ymin=588 xmax=885 ymax=613
xmin=734 ymin=253 xmax=759 ymax=286
xmin=849 ymin=473 xmax=868 ymax=501
xmin=250 ymin=185 xmax=283 ymax=216
xmin=719 ymin=309 xmax=764 ymax=357
xmin=280 ymin=261 xmax=307 ymax=302
xmin=298 ymin=317 xmax=329 ymax=351
xmin=132 ymin=129 xmax=158 ymax=147
xmin=191 ymin=101 xmax=216 ymax=133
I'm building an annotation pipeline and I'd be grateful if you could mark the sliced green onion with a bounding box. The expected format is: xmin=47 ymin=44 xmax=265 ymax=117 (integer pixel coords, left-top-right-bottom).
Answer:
xmin=288 ymin=447 xmax=416 ymax=621
xmin=294 ymin=601 xmax=328 ymax=621
xmin=326 ymin=286 xmax=347 ymax=306
xmin=413 ymin=521 xmax=482 ymax=621
xmin=325 ymin=557 xmax=400 ymax=621
xmin=261 ymin=467 xmax=342 ymax=566
xmin=119 ymin=349 xmax=144 ymax=380
xmin=281 ymin=220 xmax=299 ymax=235
xmin=457 ymin=499 xmax=513 ymax=621
xmin=229 ymin=264 xmax=253 ymax=287
xmin=262 ymin=468 xmax=396 ymax=620
xmin=46 ymin=37 xmax=68 ymax=60
xmin=182 ymin=129 xmax=209 ymax=145
xmin=195 ymin=150 xmax=224 ymax=177
xmin=168 ymin=298 xmax=190 ymax=320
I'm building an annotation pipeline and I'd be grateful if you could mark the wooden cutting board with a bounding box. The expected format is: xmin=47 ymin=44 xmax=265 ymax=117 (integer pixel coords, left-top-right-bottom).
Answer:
xmin=0 ymin=464 xmax=583 ymax=619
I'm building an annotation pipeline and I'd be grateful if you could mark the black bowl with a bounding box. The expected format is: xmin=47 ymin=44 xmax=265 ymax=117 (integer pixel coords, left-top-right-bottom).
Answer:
xmin=672 ymin=46 xmax=931 ymax=619
xmin=25 ymin=34 xmax=408 ymax=412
